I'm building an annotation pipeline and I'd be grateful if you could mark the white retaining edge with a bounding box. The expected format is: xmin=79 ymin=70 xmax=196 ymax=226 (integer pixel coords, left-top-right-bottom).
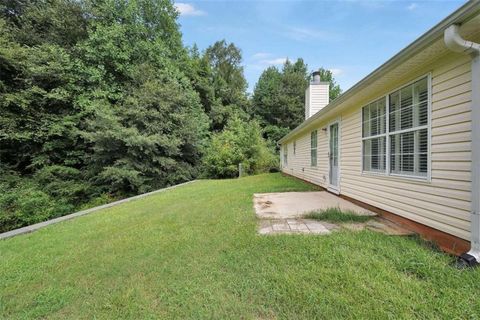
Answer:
xmin=0 ymin=180 xmax=197 ymax=240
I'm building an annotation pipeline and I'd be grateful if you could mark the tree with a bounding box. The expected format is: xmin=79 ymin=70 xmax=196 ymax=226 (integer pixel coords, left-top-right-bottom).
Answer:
xmin=252 ymin=58 xmax=309 ymax=143
xmin=83 ymin=67 xmax=209 ymax=194
xmin=75 ymin=0 xmax=209 ymax=194
xmin=204 ymin=40 xmax=249 ymax=130
xmin=84 ymin=0 xmax=184 ymax=60
xmin=1 ymin=0 xmax=87 ymax=47
xmin=252 ymin=59 xmax=342 ymax=144
xmin=186 ymin=45 xmax=216 ymax=115
xmin=0 ymin=0 xmax=212 ymax=232
xmin=205 ymin=40 xmax=248 ymax=104
xmin=251 ymin=66 xmax=283 ymax=126
xmin=0 ymin=14 xmax=93 ymax=231
xmin=0 ymin=20 xmax=84 ymax=174
xmin=280 ymin=58 xmax=310 ymax=129
xmin=0 ymin=0 xmax=90 ymax=174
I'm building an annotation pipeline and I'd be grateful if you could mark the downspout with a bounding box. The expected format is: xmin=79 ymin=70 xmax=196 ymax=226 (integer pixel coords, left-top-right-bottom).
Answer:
xmin=444 ymin=24 xmax=480 ymax=267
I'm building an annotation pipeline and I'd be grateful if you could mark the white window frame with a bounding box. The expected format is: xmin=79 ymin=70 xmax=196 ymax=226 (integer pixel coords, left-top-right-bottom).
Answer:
xmin=283 ymin=144 xmax=288 ymax=167
xmin=293 ymin=141 xmax=296 ymax=156
xmin=361 ymin=97 xmax=387 ymax=174
xmin=361 ymin=73 xmax=432 ymax=181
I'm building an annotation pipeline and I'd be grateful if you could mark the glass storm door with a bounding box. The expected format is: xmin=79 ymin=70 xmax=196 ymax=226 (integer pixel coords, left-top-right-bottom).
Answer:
xmin=329 ymin=122 xmax=339 ymax=191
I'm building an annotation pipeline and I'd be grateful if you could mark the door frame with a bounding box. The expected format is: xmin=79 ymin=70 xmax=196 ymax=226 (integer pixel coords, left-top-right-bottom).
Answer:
xmin=327 ymin=118 xmax=341 ymax=194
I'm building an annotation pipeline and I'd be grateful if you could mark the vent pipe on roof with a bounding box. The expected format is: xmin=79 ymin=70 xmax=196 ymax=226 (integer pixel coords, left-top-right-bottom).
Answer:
xmin=445 ymin=24 xmax=480 ymax=268
xmin=305 ymin=71 xmax=329 ymax=120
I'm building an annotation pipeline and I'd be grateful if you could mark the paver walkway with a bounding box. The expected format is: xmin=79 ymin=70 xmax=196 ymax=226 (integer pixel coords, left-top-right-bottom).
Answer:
xmin=258 ymin=219 xmax=339 ymax=235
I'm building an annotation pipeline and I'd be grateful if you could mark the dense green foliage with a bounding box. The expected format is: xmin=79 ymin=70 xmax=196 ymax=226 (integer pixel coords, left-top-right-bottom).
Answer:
xmin=2 ymin=174 xmax=480 ymax=319
xmin=0 ymin=0 xmax=340 ymax=231
xmin=253 ymin=61 xmax=342 ymax=143
xmin=202 ymin=117 xmax=277 ymax=178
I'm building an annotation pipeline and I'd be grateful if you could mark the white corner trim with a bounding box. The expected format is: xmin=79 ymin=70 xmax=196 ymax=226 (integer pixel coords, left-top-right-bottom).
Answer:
xmin=444 ymin=24 xmax=480 ymax=263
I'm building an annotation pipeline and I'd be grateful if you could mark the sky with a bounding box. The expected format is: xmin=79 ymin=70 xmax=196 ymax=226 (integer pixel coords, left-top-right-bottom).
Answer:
xmin=175 ymin=0 xmax=467 ymax=93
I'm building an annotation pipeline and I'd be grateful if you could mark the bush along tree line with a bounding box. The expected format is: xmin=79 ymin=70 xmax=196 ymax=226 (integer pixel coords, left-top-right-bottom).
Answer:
xmin=0 ymin=0 xmax=341 ymax=232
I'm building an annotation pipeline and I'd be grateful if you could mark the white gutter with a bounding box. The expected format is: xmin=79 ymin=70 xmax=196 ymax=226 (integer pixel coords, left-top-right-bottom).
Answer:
xmin=444 ymin=24 xmax=480 ymax=267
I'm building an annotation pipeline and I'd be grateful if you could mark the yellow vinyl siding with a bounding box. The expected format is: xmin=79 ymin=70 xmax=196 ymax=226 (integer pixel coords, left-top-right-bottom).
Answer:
xmin=433 ymin=103 xmax=471 ymax=122
xmin=281 ymin=53 xmax=473 ymax=240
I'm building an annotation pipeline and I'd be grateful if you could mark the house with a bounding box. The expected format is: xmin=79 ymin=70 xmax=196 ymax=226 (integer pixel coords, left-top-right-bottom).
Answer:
xmin=278 ymin=0 xmax=480 ymax=266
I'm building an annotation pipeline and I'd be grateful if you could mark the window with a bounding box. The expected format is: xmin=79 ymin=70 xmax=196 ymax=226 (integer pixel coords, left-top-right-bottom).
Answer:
xmin=362 ymin=76 xmax=429 ymax=178
xmin=389 ymin=77 xmax=429 ymax=177
xmin=293 ymin=141 xmax=296 ymax=155
xmin=362 ymin=97 xmax=386 ymax=172
xmin=283 ymin=144 xmax=288 ymax=166
xmin=311 ymin=130 xmax=317 ymax=166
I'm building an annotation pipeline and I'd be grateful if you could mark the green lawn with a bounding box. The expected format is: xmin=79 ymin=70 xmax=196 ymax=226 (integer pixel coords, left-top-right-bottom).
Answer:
xmin=1 ymin=173 xmax=480 ymax=319
xmin=304 ymin=207 xmax=373 ymax=223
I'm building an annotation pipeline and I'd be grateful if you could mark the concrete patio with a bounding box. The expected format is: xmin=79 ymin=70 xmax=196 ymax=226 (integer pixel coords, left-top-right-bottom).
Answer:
xmin=254 ymin=191 xmax=413 ymax=236
xmin=254 ymin=191 xmax=375 ymax=219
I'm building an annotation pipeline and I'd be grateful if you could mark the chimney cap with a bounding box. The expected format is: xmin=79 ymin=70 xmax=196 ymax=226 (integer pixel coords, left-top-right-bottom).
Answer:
xmin=311 ymin=71 xmax=322 ymax=84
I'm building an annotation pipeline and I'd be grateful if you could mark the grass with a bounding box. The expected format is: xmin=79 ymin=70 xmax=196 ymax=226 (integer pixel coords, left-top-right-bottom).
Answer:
xmin=304 ymin=207 xmax=373 ymax=223
xmin=1 ymin=173 xmax=480 ymax=319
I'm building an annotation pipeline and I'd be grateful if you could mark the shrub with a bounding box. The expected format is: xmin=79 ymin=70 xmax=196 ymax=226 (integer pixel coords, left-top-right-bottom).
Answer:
xmin=79 ymin=193 xmax=117 ymax=211
xmin=0 ymin=179 xmax=73 ymax=232
xmin=0 ymin=168 xmax=119 ymax=233
xmin=202 ymin=117 xmax=278 ymax=178
xmin=34 ymin=165 xmax=93 ymax=204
